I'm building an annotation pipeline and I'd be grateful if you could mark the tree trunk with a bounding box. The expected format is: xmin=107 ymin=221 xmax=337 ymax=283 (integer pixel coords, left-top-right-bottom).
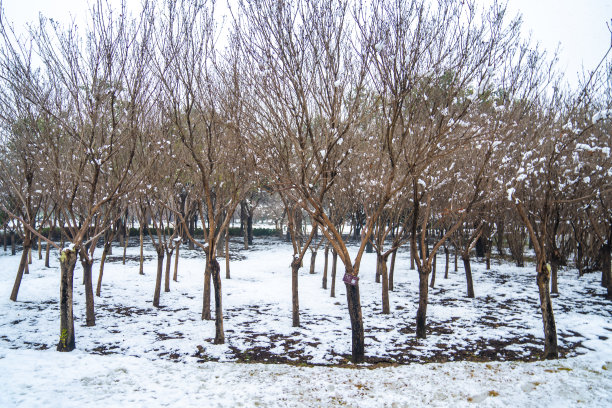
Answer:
xmin=309 ymin=251 xmax=317 ymax=274
xmin=11 ymin=230 xmax=16 ymax=255
xmin=345 ymin=273 xmax=365 ymax=364
xmin=444 ymin=246 xmax=449 ymax=279
xmin=430 ymin=255 xmax=436 ymax=288
xmin=537 ymin=262 xmax=558 ymax=359
xmin=122 ymin=228 xmax=128 ymax=265
xmin=600 ymin=243 xmax=611 ymax=299
xmin=389 ymin=248 xmax=397 ymax=291
xmin=416 ymin=265 xmax=430 ymax=339
xmin=576 ymin=242 xmax=583 ymax=277
xmin=211 ymin=258 xmax=224 ymax=344
xmin=164 ymin=248 xmax=172 ymax=292
xmin=139 ymin=226 xmax=144 ymax=275
xmin=496 ymin=219 xmax=505 ymax=256
xmin=410 ymin=240 xmax=415 ymax=270
xmin=96 ymin=241 xmax=111 ymax=297
xmin=153 ymin=247 xmax=164 ymax=308
xmin=381 ymin=255 xmax=390 ymax=314
xmin=454 ymin=249 xmax=458 ymax=272
xmin=81 ymin=258 xmax=95 ymax=326
xmin=45 ymin=227 xmax=51 ymax=268
xmin=375 ymin=253 xmax=381 ymax=283
xmin=38 ymin=237 xmax=42 ymax=260
xmin=225 ymin=228 xmax=230 ymax=279
xmin=463 ymin=255 xmax=475 ymax=298
xmin=330 ymin=249 xmax=337 ymax=298
xmin=10 ymin=237 xmax=30 ymax=301
xmin=174 ymin=241 xmax=180 ymax=282
xmin=292 ymin=258 xmax=300 ymax=327
xmin=57 ymin=248 xmax=77 ymax=352
xmin=551 ymin=260 xmax=559 ymax=294
xmin=3 ymin=225 xmax=6 ymax=251
xmin=202 ymin=260 xmax=212 ymax=320
xmin=322 ymin=245 xmax=329 ymax=289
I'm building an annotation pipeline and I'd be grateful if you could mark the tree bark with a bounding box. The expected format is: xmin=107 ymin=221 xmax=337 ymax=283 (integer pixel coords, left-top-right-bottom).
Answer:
xmin=38 ymin=236 xmax=42 ymax=260
xmin=122 ymin=227 xmax=128 ymax=265
xmin=225 ymin=228 xmax=230 ymax=279
xmin=81 ymin=258 xmax=95 ymax=326
xmin=416 ymin=265 xmax=430 ymax=339
xmin=463 ymin=255 xmax=475 ymax=298
xmin=430 ymin=255 xmax=436 ymax=288
xmin=345 ymin=273 xmax=365 ymax=364
xmin=139 ymin=226 xmax=144 ymax=275
xmin=202 ymin=260 xmax=212 ymax=320
xmin=322 ymin=245 xmax=329 ymax=289
xmin=10 ymin=236 xmax=30 ymax=301
xmin=330 ymin=249 xmax=337 ymax=298
xmin=537 ymin=262 xmax=558 ymax=359
xmin=292 ymin=258 xmax=300 ymax=327
xmin=174 ymin=241 xmax=180 ymax=282
xmin=389 ymin=248 xmax=397 ymax=291
xmin=11 ymin=230 xmax=16 ymax=255
xmin=96 ymin=241 xmax=111 ymax=297
xmin=57 ymin=248 xmax=77 ymax=352
xmin=211 ymin=258 xmax=224 ymax=344
xmin=375 ymin=253 xmax=381 ymax=283
xmin=309 ymin=251 xmax=317 ymax=274
xmin=45 ymin=227 xmax=51 ymax=268
xmin=153 ymin=247 xmax=164 ymax=308
xmin=550 ymin=260 xmax=559 ymax=294
xmin=381 ymin=255 xmax=390 ymax=314
xmin=164 ymin=248 xmax=173 ymax=292
xmin=444 ymin=246 xmax=449 ymax=279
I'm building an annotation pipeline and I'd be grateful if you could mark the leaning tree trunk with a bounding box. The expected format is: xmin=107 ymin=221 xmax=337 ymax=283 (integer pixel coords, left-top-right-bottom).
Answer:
xmin=462 ymin=255 xmax=475 ymax=298
xmin=57 ymin=247 xmax=77 ymax=352
xmin=10 ymin=236 xmax=31 ymax=301
xmin=416 ymin=265 xmax=431 ymax=339
xmin=292 ymin=258 xmax=300 ymax=327
xmin=210 ymin=258 xmax=224 ymax=344
xmin=153 ymin=247 xmax=164 ymax=308
xmin=202 ymin=260 xmax=212 ymax=320
xmin=96 ymin=241 xmax=112 ymax=297
xmin=537 ymin=260 xmax=558 ymax=359
xmin=81 ymin=258 xmax=95 ymax=326
xmin=345 ymin=268 xmax=365 ymax=364
xmin=322 ymin=245 xmax=329 ymax=289
xmin=381 ymin=255 xmax=390 ymax=314
xmin=330 ymin=249 xmax=338 ymax=298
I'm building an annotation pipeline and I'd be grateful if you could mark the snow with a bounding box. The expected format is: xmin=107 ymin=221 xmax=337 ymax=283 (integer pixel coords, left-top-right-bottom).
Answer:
xmin=1 ymin=237 xmax=611 ymax=407
xmin=591 ymin=109 xmax=612 ymax=123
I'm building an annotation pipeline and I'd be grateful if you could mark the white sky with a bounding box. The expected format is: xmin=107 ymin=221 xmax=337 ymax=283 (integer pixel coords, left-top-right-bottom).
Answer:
xmin=1 ymin=0 xmax=611 ymax=89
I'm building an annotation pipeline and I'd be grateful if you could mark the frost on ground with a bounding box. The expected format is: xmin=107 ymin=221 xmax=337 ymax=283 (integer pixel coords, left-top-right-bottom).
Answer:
xmin=1 ymin=237 xmax=611 ymax=407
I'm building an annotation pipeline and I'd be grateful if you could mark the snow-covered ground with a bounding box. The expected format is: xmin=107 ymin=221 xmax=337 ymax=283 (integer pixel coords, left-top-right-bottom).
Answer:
xmin=1 ymin=237 xmax=611 ymax=407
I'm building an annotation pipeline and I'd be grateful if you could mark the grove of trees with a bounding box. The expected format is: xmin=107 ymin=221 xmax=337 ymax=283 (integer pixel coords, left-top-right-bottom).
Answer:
xmin=0 ymin=0 xmax=610 ymax=363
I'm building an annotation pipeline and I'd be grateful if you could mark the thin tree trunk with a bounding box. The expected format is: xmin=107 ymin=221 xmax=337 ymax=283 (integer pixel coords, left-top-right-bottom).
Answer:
xmin=3 ymin=225 xmax=6 ymax=251
xmin=10 ymin=238 xmax=30 ymax=301
xmin=389 ymin=248 xmax=397 ymax=291
xmin=225 ymin=228 xmax=230 ymax=279
xmin=381 ymin=255 xmax=390 ymax=314
xmin=82 ymin=258 xmax=95 ymax=326
xmin=202 ymin=260 xmax=211 ymax=320
xmin=211 ymin=258 xmax=224 ymax=344
xmin=454 ymin=249 xmax=458 ymax=272
xmin=537 ymin=261 xmax=558 ymax=359
xmin=322 ymin=245 xmax=329 ymax=289
xmin=11 ymin=230 xmax=16 ymax=255
xmin=551 ymin=260 xmax=559 ymax=294
xmin=153 ymin=247 xmax=164 ymax=308
xmin=122 ymin=228 xmax=128 ymax=265
xmin=444 ymin=246 xmax=449 ymax=279
xmin=463 ymin=255 xmax=475 ymax=298
xmin=309 ymin=251 xmax=317 ymax=274
xmin=139 ymin=226 xmax=144 ymax=275
xmin=429 ymin=256 xmax=436 ymax=288
xmin=375 ymin=253 xmax=381 ymax=283
xmin=164 ymin=248 xmax=172 ymax=292
xmin=174 ymin=241 xmax=180 ymax=282
xmin=330 ymin=249 xmax=338 ymax=298
xmin=38 ymin=237 xmax=42 ymax=260
xmin=96 ymin=242 xmax=111 ymax=297
xmin=410 ymin=241 xmax=415 ymax=270
xmin=45 ymin=227 xmax=51 ymax=268
xmin=345 ymin=275 xmax=365 ymax=363
xmin=416 ymin=266 xmax=430 ymax=339
xmin=292 ymin=259 xmax=300 ymax=327
xmin=28 ymin=246 xmax=32 ymax=264
xmin=57 ymin=248 xmax=77 ymax=352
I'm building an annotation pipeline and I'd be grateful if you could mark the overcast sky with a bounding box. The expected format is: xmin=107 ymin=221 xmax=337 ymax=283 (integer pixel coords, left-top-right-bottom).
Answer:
xmin=1 ymin=0 xmax=611 ymax=89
